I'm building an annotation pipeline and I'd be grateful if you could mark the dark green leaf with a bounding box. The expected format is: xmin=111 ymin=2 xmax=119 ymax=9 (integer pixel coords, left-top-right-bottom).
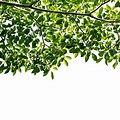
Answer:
xmin=4 ymin=67 xmax=10 ymax=74
xmin=113 ymin=61 xmax=118 ymax=69
xmin=92 ymin=53 xmax=97 ymax=61
xmin=85 ymin=52 xmax=90 ymax=62
xmin=64 ymin=21 xmax=68 ymax=27
xmin=96 ymin=58 xmax=103 ymax=63
xmin=115 ymin=1 xmax=120 ymax=7
xmin=24 ymin=29 xmax=30 ymax=34
xmin=51 ymin=71 xmax=54 ymax=80
xmin=104 ymin=53 xmax=109 ymax=60
xmin=56 ymin=19 xmax=63 ymax=25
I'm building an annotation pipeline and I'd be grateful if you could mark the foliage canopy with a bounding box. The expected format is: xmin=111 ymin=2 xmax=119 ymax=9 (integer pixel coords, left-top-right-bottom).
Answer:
xmin=0 ymin=0 xmax=120 ymax=79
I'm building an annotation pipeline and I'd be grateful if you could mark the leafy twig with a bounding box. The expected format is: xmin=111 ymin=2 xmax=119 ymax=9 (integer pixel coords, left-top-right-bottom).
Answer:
xmin=90 ymin=0 xmax=110 ymax=14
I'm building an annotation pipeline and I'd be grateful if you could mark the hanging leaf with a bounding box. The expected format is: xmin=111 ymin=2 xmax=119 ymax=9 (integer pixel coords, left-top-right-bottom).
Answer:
xmin=85 ymin=52 xmax=91 ymax=62
xmin=51 ymin=71 xmax=54 ymax=80
xmin=65 ymin=56 xmax=72 ymax=60
xmin=92 ymin=53 xmax=97 ymax=61
xmin=64 ymin=59 xmax=68 ymax=66
xmin=113 ymin=61 xmax=118 ymax=69
xmin=74 ymin=53 xmax=79 ymax=58
xmin=53 ymin=67 xmax=58 ymax=71
xmin=96 ymin=58 xmax=103 ymax=63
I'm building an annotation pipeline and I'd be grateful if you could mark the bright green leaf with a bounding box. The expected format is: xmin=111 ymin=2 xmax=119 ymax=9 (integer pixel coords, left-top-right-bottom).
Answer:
xmin=65 ymin=56 xmax=72 ymax=60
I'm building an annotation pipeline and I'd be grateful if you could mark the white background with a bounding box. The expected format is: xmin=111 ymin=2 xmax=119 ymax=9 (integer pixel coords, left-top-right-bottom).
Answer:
xmin=0 ymin=57 xmax=120 ymax=120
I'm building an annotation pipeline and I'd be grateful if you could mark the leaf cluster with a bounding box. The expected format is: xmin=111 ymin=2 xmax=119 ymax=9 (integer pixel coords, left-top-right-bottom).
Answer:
xmin=0 ymin=0 xmax=120 ymax=79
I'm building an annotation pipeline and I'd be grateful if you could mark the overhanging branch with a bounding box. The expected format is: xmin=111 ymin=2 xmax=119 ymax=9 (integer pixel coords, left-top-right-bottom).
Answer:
xmin=0 ymin=1 xmax=120 ymax=23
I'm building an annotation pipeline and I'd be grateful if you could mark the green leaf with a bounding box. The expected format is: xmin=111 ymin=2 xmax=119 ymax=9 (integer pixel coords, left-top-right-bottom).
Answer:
xmin=98 ymin=51 xmax=104 ymax=57
xmin=38 ymin=15 xmax=44 ymax=22
xmin=96 ymin=58 xmax=103 ymax=63
xmin=0 ymin=51 xmax=5 ymax=60
xmin=1 ymin=30 xmax=7 ymax=36
xmin=79 ymin=43 xmax=85 ymax=49
xmin=24 ymin=29 xmax=30 ymax=34
xmin=57 ymin=60 xmax=61 ymax=67
xmin=64 ymin=59 xmax=68 ymax=66
xmin=32 ymin=41 xmax=37 ymax=48
xmin=115 ymin=1 xmax=120 ymax=7
xmin=81 ymin=51 xmax=86 ymax=57
xmin=64 ymin=21 xmax=68 ymax=27
xmin=0 ymin=64 xmax=4 ymax=73
xmin=53 ymin=67 xmax=58 ymax=71
xmin=74 ymin=53 xmax=79 ymax=58
xmin=32 ymin=66 xmax=40 ymax=75
xmin=19 ymin=36 xmax=25 ymax=44
xmin=1 ymin=4 xmax=7 ymax=14
xmin=21 ymin=0 xmax=26 ymax=4
xmin=51 ymin=71 xmax=54 ymax=80
xmin=43 ymin=69 xmax=49 ymax=76
xmin=92 ymin=53 xmax=97 ymax=61
xmin=4 ymin=67 xmax=10 ymax=74
xmin=104 ymin=52 xmax=109 ymax=60
xmin=113 ymin=61 xmax=118 ymax=69
xmin=65 ymin=56 xmax=72 ymax=60
xmin=106 ymin=4 xmax=111 ymax=10
xmin=99 ymin=7 xmax=103 ymax=15
xmin=94 ymin=0 xmax=98 ymax=5
xmin=56 ymin=19 xmax=63 ymax=25
xmin=85 ymin=52 xmax=90 ymax=62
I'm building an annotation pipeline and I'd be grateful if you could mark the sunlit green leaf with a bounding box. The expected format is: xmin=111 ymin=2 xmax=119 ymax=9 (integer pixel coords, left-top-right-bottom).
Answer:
xmin=65 ymin=56 xmax=72 ymax=60
xmin=53 ymin=67 xmax=58 ymax=71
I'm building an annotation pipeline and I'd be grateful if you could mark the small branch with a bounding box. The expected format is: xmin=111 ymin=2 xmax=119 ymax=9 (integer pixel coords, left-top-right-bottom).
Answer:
xmin=90 ymin=0 xmax=110 ymax=14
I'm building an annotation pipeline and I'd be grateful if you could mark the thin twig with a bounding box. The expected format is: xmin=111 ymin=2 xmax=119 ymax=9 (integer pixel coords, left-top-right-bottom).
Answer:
xmin=90 ymin=0 xmax=110 ymax=14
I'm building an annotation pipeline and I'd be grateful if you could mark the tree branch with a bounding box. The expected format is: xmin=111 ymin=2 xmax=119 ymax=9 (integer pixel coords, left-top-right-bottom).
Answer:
xmin=0 ymin=1 xmax=120 ymax=23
